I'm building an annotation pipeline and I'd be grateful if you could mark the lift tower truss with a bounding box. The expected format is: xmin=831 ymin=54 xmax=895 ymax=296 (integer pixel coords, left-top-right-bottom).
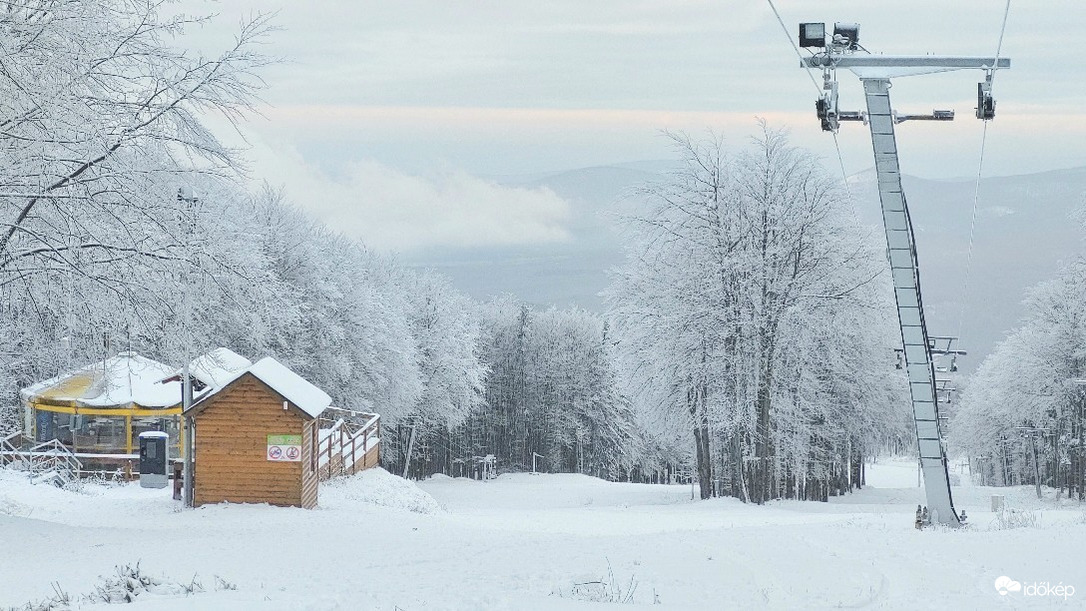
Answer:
xmin=798 ymin=25 xmax=1009 ymax=526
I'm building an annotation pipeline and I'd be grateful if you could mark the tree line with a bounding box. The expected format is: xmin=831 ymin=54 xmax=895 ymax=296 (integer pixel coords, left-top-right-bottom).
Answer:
xmin=1 ymin=1 xmax=916 ymax=501
xmin=0 ymin=0 xmax=646 ymax=484
xmin=954 ymin=247 xmax=1086 ymax=499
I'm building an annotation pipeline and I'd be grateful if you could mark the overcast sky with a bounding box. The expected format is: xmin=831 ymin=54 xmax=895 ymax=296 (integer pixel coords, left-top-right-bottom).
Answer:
xmin=182 ymin=0 xmax=1084 ymax=252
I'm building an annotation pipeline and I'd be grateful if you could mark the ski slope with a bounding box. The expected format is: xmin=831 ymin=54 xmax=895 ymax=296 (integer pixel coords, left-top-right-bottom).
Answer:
xmin=0 ymin=459 xmax=1081 ymax=609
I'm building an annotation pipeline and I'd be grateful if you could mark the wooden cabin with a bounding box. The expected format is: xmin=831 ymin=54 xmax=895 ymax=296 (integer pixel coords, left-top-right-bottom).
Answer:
xmin=186 ymin=357 xmax=330 ymax=508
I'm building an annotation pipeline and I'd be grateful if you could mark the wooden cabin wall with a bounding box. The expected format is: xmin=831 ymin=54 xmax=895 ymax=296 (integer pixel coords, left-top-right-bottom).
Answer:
xmin=193 ymin=375 xmax=318 ymax=508
xmin=301 ymin=419 xmax=317 ymax=509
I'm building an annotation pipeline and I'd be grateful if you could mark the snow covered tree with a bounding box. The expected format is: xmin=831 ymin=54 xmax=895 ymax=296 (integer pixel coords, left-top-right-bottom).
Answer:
xmin=385 ymin=270 xmax=489 ymax=477
xmin=954 ymin=254 xmax=1086 ymax=497
xmin=408 ymin=298 xmax=643 ymax=480
xmin=609 ymin=126 xmax=907 ymax=502
xmin=404 ymin=271 xmax=487 ymax=427
xmin=0 ymin=1 xmax=272 ymax=412
xmin=0 ymin=1 xmax=271 ymax=280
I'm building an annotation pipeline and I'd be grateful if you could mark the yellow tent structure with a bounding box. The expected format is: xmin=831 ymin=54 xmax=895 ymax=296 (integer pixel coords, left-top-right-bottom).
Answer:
xmin=20 ymin=349 xmax=251 ymax=470
xmin=21 ymin=352 xmax=184 ymax=461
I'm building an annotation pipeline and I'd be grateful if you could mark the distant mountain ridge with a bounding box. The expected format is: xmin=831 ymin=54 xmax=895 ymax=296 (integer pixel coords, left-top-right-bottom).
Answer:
xmin=408 ymin=164 xmax=1086 ymax=371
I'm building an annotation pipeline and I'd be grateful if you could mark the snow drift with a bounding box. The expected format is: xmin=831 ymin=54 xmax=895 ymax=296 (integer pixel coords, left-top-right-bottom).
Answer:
xmin=321 ymin=467 xmax=442 ymax=514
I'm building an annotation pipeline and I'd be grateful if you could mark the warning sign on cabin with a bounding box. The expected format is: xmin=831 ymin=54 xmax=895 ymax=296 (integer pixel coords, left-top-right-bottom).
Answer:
xmin=267 ymin=434 xmax=303 ymax=462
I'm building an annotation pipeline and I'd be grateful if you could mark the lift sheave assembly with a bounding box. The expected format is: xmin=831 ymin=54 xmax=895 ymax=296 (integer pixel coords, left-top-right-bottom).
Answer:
xmin=797 ymin=22 xmax=1009 ymax=527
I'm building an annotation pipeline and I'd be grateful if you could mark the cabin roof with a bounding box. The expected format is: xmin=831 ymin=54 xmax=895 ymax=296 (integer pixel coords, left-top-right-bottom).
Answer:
xmin=186 ymin=347 xmax=252 ymax=388
xmin=187 ymin=356 xmax=331 ymax=419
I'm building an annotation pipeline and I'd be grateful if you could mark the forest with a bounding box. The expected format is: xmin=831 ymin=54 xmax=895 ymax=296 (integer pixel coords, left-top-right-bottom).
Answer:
xmin=953 ymin=251 xmax=1086 ymax=499
xmin=5 ymin=0 xmax=1063 ymax=505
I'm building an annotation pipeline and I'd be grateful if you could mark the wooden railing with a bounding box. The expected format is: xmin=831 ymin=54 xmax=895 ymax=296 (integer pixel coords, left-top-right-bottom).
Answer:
xmin=317 ymin=409 xmax=380 ymax=480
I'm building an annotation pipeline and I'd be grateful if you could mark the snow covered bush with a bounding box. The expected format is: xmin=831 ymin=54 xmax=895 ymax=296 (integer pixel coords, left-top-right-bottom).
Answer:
xmin=0 ymin=495 xmax=31 ymax=518
xmin=993 ymin=508 xmax=1041 ymax=530
xmin=6 ymin=563 xmax=233 ymax=610
xmin=84 ymin=563 xmax=196 ymax=604
xmin=0 ymin=404 xmax=19 ymax=437
xmin=561 ymin=562 xmax=639 ymax=604
xmin=4 ymin=584 xmax=70 ymax=611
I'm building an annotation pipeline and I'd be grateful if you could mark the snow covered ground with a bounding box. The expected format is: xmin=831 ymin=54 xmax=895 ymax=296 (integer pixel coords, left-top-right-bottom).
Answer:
xmin=2 ymin=459 xmax=1083 ymax=609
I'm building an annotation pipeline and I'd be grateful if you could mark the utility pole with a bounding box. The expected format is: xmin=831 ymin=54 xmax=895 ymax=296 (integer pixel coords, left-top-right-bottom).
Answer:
xmin=183 ymin=365 xmax=194 ymax=507
xmin=796 ymin=22 xmax=1010 ymax=526
xmin=177 ymin=187 xmax=199 ymax=508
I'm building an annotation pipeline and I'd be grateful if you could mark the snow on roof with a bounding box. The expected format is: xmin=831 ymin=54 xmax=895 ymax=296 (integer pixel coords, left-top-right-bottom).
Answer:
xmin=189 ymin=356 xmax=331 ymax=419
xmin=187 ymin=348 xmax=252 ymax=388
xmin=21 ymin=352 xmax=181 ymax=410
xmin=247 ymin=357 xmax=331 ymax=418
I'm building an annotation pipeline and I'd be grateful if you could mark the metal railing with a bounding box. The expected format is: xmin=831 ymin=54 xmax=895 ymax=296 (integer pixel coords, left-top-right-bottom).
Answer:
xmin=0 ymin=431 xmax=26 ymax=469
xmin=0 ymin=437 xmax=84 ymax=487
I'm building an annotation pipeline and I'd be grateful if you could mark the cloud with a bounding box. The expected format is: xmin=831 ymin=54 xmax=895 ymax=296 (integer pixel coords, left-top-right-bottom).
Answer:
xmin=243 ymin=134 xmax=572 ymax=253
xmin=263 ymin=105 xmax=804 ymax=130
xmin=982 ymin=205 xmax=1015 ymax=218
xmin=179 ymin=0 xmax=1086 ymax=183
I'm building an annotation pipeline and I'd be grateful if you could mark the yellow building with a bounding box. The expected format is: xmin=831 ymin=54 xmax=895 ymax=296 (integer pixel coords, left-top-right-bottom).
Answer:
xmin=21 ymin=349 xmax=250 ymax=474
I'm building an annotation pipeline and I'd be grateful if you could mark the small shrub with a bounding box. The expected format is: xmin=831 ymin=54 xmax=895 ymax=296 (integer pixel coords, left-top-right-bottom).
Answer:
xmin=8 ymin=564 xmax=237 ymax=609
xmin=993 ymin=508 xmax=1041 ymax=530
xmin=85 ymin=562 xmax=169 ymax=604
xmin=213 ymin=576 xmax=237 ymax=591
xmin=5 ymin=583 xmax=70 ymax=611
xmin=565 ymin=560 xmax=638 ymax=604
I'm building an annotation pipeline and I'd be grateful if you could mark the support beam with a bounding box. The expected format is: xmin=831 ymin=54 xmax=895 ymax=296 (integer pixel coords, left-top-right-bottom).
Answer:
xmin=803 ymin=55 xmax=1010 ymax=78
xmin=862 ymin=78 xmax=960 ymax=526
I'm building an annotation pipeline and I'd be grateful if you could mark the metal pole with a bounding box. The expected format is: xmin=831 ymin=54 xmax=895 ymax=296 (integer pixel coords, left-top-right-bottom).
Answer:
xmin=402 ymin=424 xmax=417 ymax=479
xmin=1030 ymin=432 xmax=1042 ymax=499
xmin=177 ymin=186 xmax=198 ymax=508
xmin=182 ymin=363 xmax=193 ymax=507
xmin=859 ymin=77 xmax=959 ymax=526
